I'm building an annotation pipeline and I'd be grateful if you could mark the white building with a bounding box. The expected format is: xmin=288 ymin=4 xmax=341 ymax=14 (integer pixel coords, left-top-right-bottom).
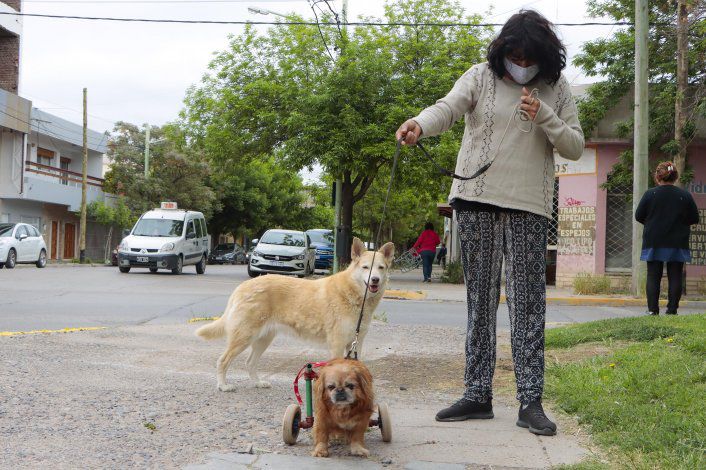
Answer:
xmin=0 ymin=88 xmax=117 ymax=261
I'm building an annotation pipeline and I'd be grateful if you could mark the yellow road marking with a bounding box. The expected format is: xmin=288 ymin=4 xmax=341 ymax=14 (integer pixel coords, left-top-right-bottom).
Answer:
xmin=0 ymin=327 xmax=106 ymax=337
xmin=188 ymin=316 xmax=220 ymax=323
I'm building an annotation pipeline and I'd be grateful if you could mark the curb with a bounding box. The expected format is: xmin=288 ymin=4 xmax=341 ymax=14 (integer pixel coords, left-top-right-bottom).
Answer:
xmin=386 ymin=290 xmax=706 ymax=308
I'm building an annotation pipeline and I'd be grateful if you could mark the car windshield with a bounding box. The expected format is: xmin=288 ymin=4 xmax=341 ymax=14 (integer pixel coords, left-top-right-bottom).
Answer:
xmin=307 ymin=230 xmax=334 ymax=245
xmin=0 ymin=223 xmax=15 ymax=237
xmin=215 ymin=244 xmax=235 ymax=251
xmin=260 ymin=231 xmax=306 ymax=247
xmin=132 ymin=218 xmax=184 ymax=237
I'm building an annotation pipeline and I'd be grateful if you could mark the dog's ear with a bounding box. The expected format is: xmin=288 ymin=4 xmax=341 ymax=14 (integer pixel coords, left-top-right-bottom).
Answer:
xmin=379 ymin=242 xmax=395 ymax=264
xmin=316 ymin=369 xmax=329 ymax=407
xmin=351 ymin=237 xmax=366 ymax=261
xmin=355 ymin=367 xmax=375 ymax=409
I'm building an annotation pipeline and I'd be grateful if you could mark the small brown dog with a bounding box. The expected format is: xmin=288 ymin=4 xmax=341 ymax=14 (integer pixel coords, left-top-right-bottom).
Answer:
xmin=312 ymin=358 xmax=375 ymax=458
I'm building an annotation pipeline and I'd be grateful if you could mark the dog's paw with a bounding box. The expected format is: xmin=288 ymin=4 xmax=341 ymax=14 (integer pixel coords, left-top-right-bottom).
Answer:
xmin=312 ymin=444 xmax=329 ymax=458
xmin=217 ymin=383 xmax=237 ymax=392
xmin=349 ymin=444 xmax=369 ymax=458
xmin=254 ymin=380 xmax=271 ymax=389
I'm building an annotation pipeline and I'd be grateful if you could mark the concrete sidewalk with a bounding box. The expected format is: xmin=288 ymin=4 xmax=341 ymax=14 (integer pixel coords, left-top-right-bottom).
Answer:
xmin=386 ymin=268 xmax=706 ymax=308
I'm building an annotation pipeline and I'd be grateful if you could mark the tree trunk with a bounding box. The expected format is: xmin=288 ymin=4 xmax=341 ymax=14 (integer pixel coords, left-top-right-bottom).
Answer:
xmin=674 ymin=0 xmax=689 ymax=187
xmin=340 ymin=179 xmax=355 ymax=263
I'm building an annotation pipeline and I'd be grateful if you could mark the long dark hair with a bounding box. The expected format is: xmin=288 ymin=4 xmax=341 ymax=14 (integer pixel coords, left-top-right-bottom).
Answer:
xmin=487 ymin=10 xmax=566 ymax=85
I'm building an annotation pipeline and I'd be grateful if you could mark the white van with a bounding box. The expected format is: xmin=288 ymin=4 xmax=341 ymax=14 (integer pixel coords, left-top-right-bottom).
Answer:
xmin=117 ymin=203 xmax=210 ymax=274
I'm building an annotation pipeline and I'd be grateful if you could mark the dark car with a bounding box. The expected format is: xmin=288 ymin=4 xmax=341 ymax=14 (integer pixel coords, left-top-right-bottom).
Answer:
xmin=208 ymin=243 xmax=246 ymax=265
xmin=306 ymin=229 xmax=334 ymax=270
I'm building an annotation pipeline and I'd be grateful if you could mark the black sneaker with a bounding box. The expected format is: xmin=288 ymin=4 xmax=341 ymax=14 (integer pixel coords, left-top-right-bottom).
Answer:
xmin=517 ymin=401 xmax=557 ymax=436
xmin=435 ymin=397 xmax=493 ymax=422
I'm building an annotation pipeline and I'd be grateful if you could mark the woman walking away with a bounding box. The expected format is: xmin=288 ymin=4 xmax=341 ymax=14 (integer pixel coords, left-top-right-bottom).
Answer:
xmin=413 ymin=222 xmax=441 ymax=282
xmin=395 ymin=10 xmax=584 ymax=436
xmin=635 ymin=162 xmax=699 ymax=315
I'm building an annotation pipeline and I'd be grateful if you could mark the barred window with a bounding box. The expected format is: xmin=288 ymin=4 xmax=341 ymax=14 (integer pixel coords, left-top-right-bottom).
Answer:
xmin=605 ymin=183 xmax=633 ymax=271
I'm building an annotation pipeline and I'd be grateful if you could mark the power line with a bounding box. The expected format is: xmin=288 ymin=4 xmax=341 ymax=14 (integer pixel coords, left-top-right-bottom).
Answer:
xmin=0 ymin=11 xmax=643 ymax=27
xmin=22 ymin=0 xmax=304 ymax=3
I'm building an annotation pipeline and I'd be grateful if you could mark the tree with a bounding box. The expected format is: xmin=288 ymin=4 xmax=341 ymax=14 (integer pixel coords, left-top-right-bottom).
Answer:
xmin=104 ymin=122 xmax=217 ymax=218
xmin=575 ymin=0 xmax=706 ymax=189
xmin=182 ymin=0 xmax=492 ymax=260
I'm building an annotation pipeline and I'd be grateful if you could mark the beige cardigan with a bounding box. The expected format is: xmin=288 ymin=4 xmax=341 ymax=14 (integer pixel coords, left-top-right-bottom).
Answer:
xmin=413 ymin=62 xmax=584 ymax=218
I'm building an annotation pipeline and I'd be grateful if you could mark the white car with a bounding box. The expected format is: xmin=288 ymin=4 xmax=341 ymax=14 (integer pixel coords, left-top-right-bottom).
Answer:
xmin=117 ymin=205 xmax=210 ymax=275
xmin=0 ymin=223 xmax=48 ymax=269
xmin=248 ymin=229 xmax=315 ymax=278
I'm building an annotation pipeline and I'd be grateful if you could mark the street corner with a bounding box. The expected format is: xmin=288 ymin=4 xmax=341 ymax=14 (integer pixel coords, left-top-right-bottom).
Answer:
xmin=383 ymin=289 xmax=427 ymax=301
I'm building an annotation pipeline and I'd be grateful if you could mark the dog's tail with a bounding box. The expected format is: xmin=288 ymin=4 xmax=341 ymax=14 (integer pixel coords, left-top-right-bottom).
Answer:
xmin=194 ymin=317 xmax=226 ymax=340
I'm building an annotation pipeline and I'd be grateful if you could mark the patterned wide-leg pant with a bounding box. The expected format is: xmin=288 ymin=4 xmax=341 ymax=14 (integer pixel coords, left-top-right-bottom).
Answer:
xmin=457 ymin=209 xmax=548 ymax=404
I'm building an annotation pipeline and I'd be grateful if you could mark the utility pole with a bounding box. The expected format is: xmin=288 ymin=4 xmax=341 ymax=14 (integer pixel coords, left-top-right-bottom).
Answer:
xmin=674 ymin=0 xmax=689 ymax=187
xmin=632 ymin=0 xmax=649 ymax=296
xmin=144 ymin=125 xmax=150 ymax=178
xmin=333 ymin=0 xmax=348 ymax=273
xmin=79 ymin=88 xmax=88 ymax=263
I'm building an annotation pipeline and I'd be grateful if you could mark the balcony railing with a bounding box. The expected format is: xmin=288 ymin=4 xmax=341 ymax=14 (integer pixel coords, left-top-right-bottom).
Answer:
xmin=25 ymin=161 xmax=104 ymax=189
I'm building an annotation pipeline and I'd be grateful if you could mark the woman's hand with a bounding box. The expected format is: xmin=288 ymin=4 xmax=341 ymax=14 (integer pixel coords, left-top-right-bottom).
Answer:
xmin=520 ymin=87 xmax=540 ymax=121
xmin=395 ymin=119 xmax=422 ymax=145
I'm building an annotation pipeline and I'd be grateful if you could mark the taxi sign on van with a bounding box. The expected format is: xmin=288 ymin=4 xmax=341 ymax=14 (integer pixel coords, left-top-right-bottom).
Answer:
xmin=160 ymin=202 xmax=178 ymax=210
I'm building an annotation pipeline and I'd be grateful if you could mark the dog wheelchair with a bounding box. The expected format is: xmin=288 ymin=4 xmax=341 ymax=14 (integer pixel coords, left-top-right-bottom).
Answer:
xmin=282 ymin=362 xmax=392 ymax=445
xmin=393 ymin=248 xmax=422 ymax=273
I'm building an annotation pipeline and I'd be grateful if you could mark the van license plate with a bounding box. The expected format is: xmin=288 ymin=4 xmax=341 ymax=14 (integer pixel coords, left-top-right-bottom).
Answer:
xmin=137 ymin=256 xmax=149 ymax=263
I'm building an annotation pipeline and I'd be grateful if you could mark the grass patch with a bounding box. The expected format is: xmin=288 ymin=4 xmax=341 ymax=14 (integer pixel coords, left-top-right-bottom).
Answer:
xmin=440 ymin=260 xmax=464 ymax=284
xmin=546 ymin=314 xmax=706 ymax=469
xmin=572 ymin=273 xmax=612 ymax=295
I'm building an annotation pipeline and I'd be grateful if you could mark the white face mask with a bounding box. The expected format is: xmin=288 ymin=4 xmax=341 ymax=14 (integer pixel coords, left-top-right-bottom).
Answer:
xmin=503 ymin=57 xmax=539 ymax=84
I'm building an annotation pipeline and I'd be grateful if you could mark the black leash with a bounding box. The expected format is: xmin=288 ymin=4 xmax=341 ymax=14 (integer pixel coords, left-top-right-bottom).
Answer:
xmin=345 ymin=139 xmax=490 ymax=360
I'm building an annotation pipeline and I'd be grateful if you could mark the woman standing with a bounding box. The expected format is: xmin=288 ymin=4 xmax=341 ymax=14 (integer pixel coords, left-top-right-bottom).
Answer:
xmin=396 ymin=10 xmax=584 ymax=436
xmin=412 ymin=222 xmax=441 ymax=282
xmin=635 ymin=162 xmax=699 ymax=315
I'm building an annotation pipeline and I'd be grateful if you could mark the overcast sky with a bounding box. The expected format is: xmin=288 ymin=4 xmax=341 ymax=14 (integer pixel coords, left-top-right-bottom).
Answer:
xmin=17 ymin=0 xmax=613 ymax=134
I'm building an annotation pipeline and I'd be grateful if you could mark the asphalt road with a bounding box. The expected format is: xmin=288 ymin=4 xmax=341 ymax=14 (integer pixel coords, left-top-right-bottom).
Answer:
xmin=1 ymin=264 xmax=701 ymax=332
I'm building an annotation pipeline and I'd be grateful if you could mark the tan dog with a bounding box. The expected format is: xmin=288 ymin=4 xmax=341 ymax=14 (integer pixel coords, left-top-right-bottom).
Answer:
xmin=312 ymin=358 xmax=375 ymax=458
xmin=195 ymin=237 xmax=395 ymax=391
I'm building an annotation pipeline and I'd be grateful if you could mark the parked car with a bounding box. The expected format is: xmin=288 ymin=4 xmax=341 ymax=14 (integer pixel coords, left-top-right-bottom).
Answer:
xmin=248 ymin=229 xmax=315 ymax=278
xmin=306 ymin=229 xmax=334 ymax=270
xmin=0 ymin=223 xmax=48 ymax=269
xmin=208 ymin=243 xmax=246 ymax=265
xmin=117 ymin=203 xmax=211 ymax=275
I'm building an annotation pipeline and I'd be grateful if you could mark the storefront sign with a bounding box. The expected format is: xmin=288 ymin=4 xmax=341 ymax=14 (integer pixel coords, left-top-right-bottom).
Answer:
xmin=554 ymin=147 xmax=597 ymax=176
xmin=689 ymin=209 xmax=706 ymax=265
xmin=558 ymin=206 xmax=596 ymax=255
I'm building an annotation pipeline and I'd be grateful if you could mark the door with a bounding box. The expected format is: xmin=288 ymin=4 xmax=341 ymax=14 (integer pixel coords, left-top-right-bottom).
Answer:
xmin=27 ymin=225 xmax=42 ymax=260
xmin=64 ymin=223 xmax=76 ymax=259
xmin=51 ymin=221 xmax=59 ymax=260
xmin=184 ymin=219 xmax=200 ymax=265
xmin=14 ymin=225 xmax=30 ymax=261
xmin=198 ymin=218 xmax=209 ymax=257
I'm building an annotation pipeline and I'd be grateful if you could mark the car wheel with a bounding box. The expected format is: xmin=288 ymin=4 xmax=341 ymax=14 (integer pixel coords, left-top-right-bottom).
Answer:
xmin=149 ymin=267 xmax=158 ymax=273
xmin=247 ymin=264 xmax=259 ymax=278
xmin=36 ymin=249 xmax=47 ymax=268
xmin=196 ymin=254 xmax=206 ymax=274
xmin=5 ymin=249 xmax=17 ymax=269
xmin=119 ymin=266 xmax=131 ymax=273
xmin=172 ymin=255 xmax=183 ymax=275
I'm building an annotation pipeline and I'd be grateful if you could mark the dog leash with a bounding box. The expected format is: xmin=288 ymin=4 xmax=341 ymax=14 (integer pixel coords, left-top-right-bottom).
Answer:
xmin=345 ymin=89 xmax=540 ymax=359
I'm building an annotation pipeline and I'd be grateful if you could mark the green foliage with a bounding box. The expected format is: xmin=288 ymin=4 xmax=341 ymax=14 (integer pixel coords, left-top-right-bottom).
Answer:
xmin=575 ymin=0 xmax=706 ymax=190
xmin=86 ymin=198 xmax=135 ymax=229
xmin=440 ymin=260 xmax=464 ymax=284
xmin=181 ymin=0 xmax=492 ymax=247
xmin=545 ymin=315 xmax=706 ymax=468
xmin=104 ymin=122 xmax=217 ymax=220
xmin=572 ymin=272 xmax=613 ymax=295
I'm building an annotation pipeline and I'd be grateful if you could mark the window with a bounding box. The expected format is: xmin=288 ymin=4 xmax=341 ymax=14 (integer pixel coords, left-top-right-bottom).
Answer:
xmin=132 ymin=218 xmax=184 ymax=237
xmin=605 ymin=183 xmax=633 ymax=271
xmin=15 ymin=225 xmax=28 ymax=240
xmin=199 ymin=218 xmax=208 ymax=238
xmin=186 ymin=220 xmax=196 ymax=238
xmin=28 ymin=226 xmax=40 ymax=237
xmin=37 ymin=147 xmax=55 ymax=167
xmin=195 ymin=218 xmax=204 ymax=238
